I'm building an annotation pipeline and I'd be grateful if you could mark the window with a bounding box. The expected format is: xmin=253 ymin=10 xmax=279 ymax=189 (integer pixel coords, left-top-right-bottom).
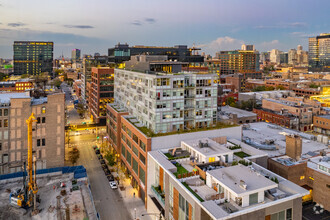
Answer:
xmin=37 ymin=139 xmax=41 ymax=147
xmin=4 ymin=109 xmax=8 ymax=116
xmin=132 ymin=158 xmax=138 ymax=174
xmin=249 ymin=193 xmax=258 ymax=205
xmin=139 ymin=154 xmax=145 ymax=165
xmin=0 ymin=143 xmax=2 ymax=151
xmin=133 ymin=145 xmax=139 ymax=156
xmin=42 ymin=138 xmax=45 ymax=146
xmin=4 ymin=119 xmax=8 ymax=127
xmin=132 ymin=134 xmax=138 ymax=144
xmin=42 ymin=106 xmax=46 ymax=114
xmin=0 ymin=109 xmax=2 ymax=116
xmin=126 ymin=151 xmax=131 ymax=165
xmin=139 ymin=141 xmax=146 ymax=151
xmin=121 ymin=144 xmax=126 ymax=157
xmin=0 ymin=120 xmax=2 ymax=127
xmin=126 ymin=139 xmax=131 ymax=148
xmin=139 ymin=166 xmax=145 ymax=185
xmin=37 ymin=117 xmax=41 ymax=124
xmin=127 ymin=128 xmax=131 ymax=137
xmin=42 ymin=117 xmax=46 ymax=123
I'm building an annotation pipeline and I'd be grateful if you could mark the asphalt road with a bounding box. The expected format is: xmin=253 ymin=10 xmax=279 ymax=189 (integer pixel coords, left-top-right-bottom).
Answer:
xmin=65 ymin=96 xmax=131 ymax=219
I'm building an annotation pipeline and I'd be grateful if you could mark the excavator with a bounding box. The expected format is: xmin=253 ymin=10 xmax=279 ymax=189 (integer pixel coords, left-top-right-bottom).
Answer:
xmin=10 ymin=113 xmax=39 ymax=212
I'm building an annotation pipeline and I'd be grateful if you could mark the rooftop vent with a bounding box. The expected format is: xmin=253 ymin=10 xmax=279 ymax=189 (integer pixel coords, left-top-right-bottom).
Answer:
xmin=239 ymin=180 xmax=247 ymax=190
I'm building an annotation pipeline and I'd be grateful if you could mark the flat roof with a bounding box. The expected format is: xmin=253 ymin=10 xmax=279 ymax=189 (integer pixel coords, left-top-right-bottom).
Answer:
xmin=316 ymin=115 xmax=330 ymax=120
xmin=0 ymin=92 xmax=30 ymax=103
xmin=208 ymin=165 xmax=277 ymax=195
xmin=149 ymin=151 xmax=176 ymax=170
xmin=243 ymin=122 xmax=328 ymax=157
xmin=182 ymin=138 xmax=232 ymax=157
xmin=220 ymin=106 xmax=257 ymax=118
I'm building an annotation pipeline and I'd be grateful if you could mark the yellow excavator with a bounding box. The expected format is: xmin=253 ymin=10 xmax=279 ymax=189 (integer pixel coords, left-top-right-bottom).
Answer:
xmin=10 ymin=113 xmax=39 ymax=212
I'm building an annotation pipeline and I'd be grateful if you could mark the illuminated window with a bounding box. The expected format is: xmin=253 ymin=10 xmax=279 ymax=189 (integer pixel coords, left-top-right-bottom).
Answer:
xmin=42 ymin=106 xmax=46 ymax=114
xmin=300 ymin=176 xmax=305 ymax=180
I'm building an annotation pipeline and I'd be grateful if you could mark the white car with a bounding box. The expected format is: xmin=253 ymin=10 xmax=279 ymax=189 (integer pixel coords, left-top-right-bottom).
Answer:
xmin=74 ymin=132 xmax=81 ymax=136
xmin=109 ymin=181 xmax=117 ymax=189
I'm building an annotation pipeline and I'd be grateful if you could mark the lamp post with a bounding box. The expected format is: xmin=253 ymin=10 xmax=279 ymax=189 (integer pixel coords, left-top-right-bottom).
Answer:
xmin=134 ymin=208 xmax=137 ymax=220
xmin=141 ymin=212 xmax=162 ymax=220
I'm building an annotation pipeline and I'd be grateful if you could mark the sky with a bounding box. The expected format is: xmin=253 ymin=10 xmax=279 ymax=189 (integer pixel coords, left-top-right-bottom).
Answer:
xmin=0 ymin=0 xmax=329 ymax=58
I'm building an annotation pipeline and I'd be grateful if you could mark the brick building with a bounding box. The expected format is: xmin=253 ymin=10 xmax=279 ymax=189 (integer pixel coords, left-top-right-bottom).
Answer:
xmin=313 ymin=115 xmax=330 ymax=135
xmin=89 ymin=67 xmax=114 ymax=124
xmin=253 ymin=108 xmax=298 ymax=129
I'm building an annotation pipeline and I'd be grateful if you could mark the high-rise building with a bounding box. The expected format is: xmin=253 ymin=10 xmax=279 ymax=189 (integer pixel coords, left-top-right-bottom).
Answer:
xmin=288 ymin=49 xmax=297 ymax=65
xmin=270 ymin=49 xmax=281 ymax=64
xmin=280 ymin=52 xmax=288 ymax=64
xmin=309 ymin=33 xmax=330 ymax=71
xmin=108 ymin=44 xmax=204 ymax=63
xmin=214 ymin=50 xmax=260 ymax=75
xmin=89 ymin=67 xmax=114 ymax=124
xmin=71 ymin=48 xmax=81 ymax=62
xmin=13 ymin=41 xmax=53 ymax=75
xmin=0 ymin=91 xmax=65 ymax=174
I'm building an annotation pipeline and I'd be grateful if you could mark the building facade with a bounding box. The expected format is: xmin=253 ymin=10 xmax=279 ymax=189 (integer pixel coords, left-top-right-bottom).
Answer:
xmin=309 ymin=33 xmax=330 ymax=71
xmin=108 ymin=44 xmax=203 ymax=64
xmin=313 ymin=115 xmax=330 ymax=135
xmin=114 ymin=69 xmax=218 ymax=133
xmin=89 ymin=67 xmax=114 ymax=124
xmin=13 ymin=41 xmax=53 ymax=75
xmin=214 ymin=50 xmax=260 ymax=75
xmin=0 ymin=92 xmax=65 ymax=174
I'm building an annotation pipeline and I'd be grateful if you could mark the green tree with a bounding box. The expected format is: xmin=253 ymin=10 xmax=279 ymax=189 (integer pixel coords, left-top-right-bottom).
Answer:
xmin=0 ymin=72 xmax=7 ymax=81
xmin=276 ymin=85 xmax=286 ymax=90
xmin=54 ymin=69 xmax=64 ymax=77
xmin=309 ymin=84 xmax=318 ymax=88
xmin=20 ymin=74 xmax=29 ymax=79
xmin=225 ymin=97 xmax=236 ymax=106
xmin=105 ymin=152 xmax=116 ymax=166
xmin=76 ymin=103 xmax=86 ymax=117
xmin=68 ymin=147 xmax=80 ymax=166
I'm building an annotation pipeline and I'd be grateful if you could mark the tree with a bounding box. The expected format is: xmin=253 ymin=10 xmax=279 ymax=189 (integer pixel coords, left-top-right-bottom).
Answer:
xmin=54 ymin=69 xmax=64 ymax=77
xmin=21 ymin=74 xmax=29 ymax=79
xmin=0 ymin=72 xmax=7 ymax=81
xmin=309 ymin=84 xmax=318 ymax=88
xmin=68 ymin=147 xmax=80 ymax=166
xmin=225 ymin=97 xmax=236 ymax=106
xmin=105 ymin=152 xmax=116 ymax=166
xmin=76 ymin=103 xmax=86 ymax=117
xmin=276 ymin=85 xmax=286 ymax=90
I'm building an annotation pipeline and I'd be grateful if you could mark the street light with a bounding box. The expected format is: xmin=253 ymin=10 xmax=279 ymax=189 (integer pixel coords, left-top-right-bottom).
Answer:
xmin=141 ymin=212 xmax=162 ymax=220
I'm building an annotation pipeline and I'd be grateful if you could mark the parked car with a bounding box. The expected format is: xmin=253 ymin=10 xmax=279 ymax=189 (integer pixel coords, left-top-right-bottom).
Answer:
xmin=104 ymin=169 xmax=111 ymax=176
xmin=100 ymin=159 xmax=106 ymax=165
xmin=97 ymin=154 xmax=103 ymax=160
xmin=101 ymin=164 xmax=108 ymax=170
xmin=74 ymin=132 xmax=81 ymax=136
xmin=93 ymin=145 xmax=98 ymax=150
xmin=95 ymin=149 xmax=100 ymax=154
xmin=109 ymin=181 xmax=117 ymax=189
xmin=107 ymin=175 xmax=114 ymax=182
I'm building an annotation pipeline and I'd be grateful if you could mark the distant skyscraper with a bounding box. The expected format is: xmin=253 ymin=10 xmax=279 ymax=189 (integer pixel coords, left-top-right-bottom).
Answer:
xmin=288 ymin=49 xmax=297 ymax=65
xmin=71 ymin=49 xmax=81 ymax=62
xmin=13 ymin=41 xmax=53 ymax=75
xmin=270 ymin=49 xmax=281 ymax=64
xmin=94 ymin=52 xmax=100 ymax=57
xmin=309 ymin=33 xmax=330 ymax=71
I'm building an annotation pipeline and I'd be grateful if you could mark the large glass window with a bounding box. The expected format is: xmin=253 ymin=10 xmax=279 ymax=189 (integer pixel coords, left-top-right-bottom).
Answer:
xmin=121 ymin=144 xmax=126 ymax=157
xmin=132 ymin=134 xmax=138 ymax=144
xmin=249 ymin=193 xmax=258 ymax=205
xmin=132 ymin=158 xmax=138 ymax=174
xmin=4 ymin=109 xmax=8 ymax=116
xmin=139 ymin=154 xmax=145 ymax=165
xmin=139 ymin=141 xmax=146 ymax=151
xmin=133 ymin=145 xmax=138 ymax=156
xmin=126 ymin=151 xmax=131 ymax=165
xmin=139 ymin=166 xmax=145 ymax=185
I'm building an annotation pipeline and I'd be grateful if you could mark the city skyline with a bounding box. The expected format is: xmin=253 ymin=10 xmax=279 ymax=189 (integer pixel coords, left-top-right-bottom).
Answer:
xmin=0 ymin=0 xmax=329 ymax=58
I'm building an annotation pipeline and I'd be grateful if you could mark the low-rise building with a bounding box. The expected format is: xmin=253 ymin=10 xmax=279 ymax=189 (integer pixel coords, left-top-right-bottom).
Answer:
xmin=313 ymin=115 xmax=330 ymax=135
xmin=219 ymin=106 xmax=257 ymax=124
xmin=147 ymin=142 xmax=308 ymax=220
xmin=0 ymin=91 xmax=65 ymax=174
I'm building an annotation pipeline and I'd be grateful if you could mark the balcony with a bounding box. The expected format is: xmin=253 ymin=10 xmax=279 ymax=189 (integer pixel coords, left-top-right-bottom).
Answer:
xmin=151 ymin=185 xmax=165 ymax=206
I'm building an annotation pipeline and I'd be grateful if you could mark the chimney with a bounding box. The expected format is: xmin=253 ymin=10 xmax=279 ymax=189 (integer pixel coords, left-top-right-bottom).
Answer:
xmin=285 ymin=134 xmax=302 ymax=161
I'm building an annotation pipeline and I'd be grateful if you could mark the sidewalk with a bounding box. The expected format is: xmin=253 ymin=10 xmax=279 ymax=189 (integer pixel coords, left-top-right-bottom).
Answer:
xmin=112 ymin=168 xmax=152 ymax=220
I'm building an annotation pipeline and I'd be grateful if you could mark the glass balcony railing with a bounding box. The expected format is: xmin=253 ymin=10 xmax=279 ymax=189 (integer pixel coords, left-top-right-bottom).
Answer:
xmin=151 ymin=185 xmax=165 ymax=205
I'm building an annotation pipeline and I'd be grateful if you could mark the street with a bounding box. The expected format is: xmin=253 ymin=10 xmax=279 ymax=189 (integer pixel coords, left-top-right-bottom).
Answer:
xmin=69 ymin=134 xmax=131 ymax=220
xmin=63 ymin=83 xmax=131 ymax=220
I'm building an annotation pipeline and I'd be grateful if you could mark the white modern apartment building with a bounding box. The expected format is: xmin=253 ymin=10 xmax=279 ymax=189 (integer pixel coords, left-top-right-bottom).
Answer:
xmin=114 ymin=69 xmax=218 ymax=133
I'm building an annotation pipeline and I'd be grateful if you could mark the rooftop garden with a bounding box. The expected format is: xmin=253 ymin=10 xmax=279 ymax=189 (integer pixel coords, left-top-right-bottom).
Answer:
xmin=234 ymin=151 xmax=251 ymax=158
xmin=227 ymin=141 xmax=241 ymax=150
xmin=127 ymin=120 xmax=238 ymax=137
xmin=164 ymin=153 xmax=190 ymax=160
xmin=173 ymin=163 xmax=189 ymax=178
xmin=182 ymin=182 xmax=204 ymax=202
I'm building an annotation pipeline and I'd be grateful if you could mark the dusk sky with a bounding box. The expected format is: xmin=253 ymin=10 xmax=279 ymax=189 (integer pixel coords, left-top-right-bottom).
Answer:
xmin=0 ymin=0 xmax=329 ymax=58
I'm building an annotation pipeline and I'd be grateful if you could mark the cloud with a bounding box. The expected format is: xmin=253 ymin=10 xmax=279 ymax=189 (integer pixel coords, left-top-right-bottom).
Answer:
xmin=8 ymin=22 xmax=26 ymax=27
xmin=131 ymin=20 xmax=142 ymax=26
xmin=255 ymin=22 xmax=307 ymax=29
xmin=145 ymin=18 xmax=156 ymax=24
xmin=64 ymin=25 xmax=94 ymax=29
xmin=198 ymin=36 xmax=244 ymax=56
xmin=256 ymin=40 xmax=281 ymax=51
xmin=290 ymin=32 xmax=318 ymax=38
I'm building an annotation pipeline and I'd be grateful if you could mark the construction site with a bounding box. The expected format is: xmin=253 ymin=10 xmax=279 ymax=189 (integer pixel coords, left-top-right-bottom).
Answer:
xmin=0 ymin=166 xmax=97 ymax=220
xmin=0 ymin=113 xmax=97 ymax=220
